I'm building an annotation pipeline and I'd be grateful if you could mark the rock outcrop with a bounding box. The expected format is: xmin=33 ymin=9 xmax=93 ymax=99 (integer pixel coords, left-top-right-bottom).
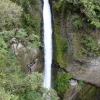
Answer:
xmin=67 ymin=57 xmax=100 ymax=87
xmin=10 ymin=37 xmax=43 ymax=74
xmin=51 ymin=1 xmax=100 ymax=87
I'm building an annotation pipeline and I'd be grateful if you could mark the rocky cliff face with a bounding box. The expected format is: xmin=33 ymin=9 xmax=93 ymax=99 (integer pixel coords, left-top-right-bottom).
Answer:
xmin=51 ymin=0 xmax=100 ymax=99
xmin=10 ymin=0 xmax=44 ymax=74
xmin=51 ymin=0 xmax=100 ymax=87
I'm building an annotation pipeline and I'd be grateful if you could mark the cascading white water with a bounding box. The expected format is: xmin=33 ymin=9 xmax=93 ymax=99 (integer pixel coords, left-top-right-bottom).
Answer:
xmin=43 ymin=0 xmax=52 ymax=89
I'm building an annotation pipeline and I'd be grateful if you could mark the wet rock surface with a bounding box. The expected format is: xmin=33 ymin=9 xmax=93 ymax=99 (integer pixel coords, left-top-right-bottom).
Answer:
xmin=67 ymin=57 xmax=100 ymax=87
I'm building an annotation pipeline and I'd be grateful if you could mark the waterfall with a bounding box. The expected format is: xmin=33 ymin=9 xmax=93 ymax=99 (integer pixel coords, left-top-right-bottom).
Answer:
xmin=43 ymin=0 xmax=52 ymax=89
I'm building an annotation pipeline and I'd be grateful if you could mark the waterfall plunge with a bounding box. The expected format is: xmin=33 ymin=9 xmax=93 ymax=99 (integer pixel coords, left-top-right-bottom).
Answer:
xmin=43 ymin=0 xmax=52 ymax=89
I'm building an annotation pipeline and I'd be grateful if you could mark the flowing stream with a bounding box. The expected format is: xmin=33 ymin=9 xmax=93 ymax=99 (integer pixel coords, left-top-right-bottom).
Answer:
xmin=43 ymin=0 xmax=52 ymax=89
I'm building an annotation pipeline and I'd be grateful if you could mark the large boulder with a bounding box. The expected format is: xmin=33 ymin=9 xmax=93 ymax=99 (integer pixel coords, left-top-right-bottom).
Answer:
xmin=10 ymin=37 xmax=43 ymax=74
xmin=67 ymin=57 xmax=100 ymax=87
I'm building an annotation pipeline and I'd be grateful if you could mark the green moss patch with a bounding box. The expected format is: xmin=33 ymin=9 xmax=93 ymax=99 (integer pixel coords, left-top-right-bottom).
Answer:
xmin=53 ymin=25 xmax=67 ymax=68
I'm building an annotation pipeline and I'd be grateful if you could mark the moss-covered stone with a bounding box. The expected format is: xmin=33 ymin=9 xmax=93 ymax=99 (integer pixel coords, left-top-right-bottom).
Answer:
xmin=75 ymin=84 xmax=100 ymax=100
xmin=53 ymin=17 xmax=67 ymax=68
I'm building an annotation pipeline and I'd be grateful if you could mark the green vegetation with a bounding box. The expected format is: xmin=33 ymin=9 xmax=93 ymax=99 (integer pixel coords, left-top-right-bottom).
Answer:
xmin=60 ymin=39 xmax=67 ymax=53
xmin=0 ymin=30 xmax=57 ymax=99
xmin=0 ymin=0 xmax=52 ymax=100
xmin=21 ymin=0 xmax=40 ymax=35
xmin=0 ymin=34 xmax=57 ymax=99
xmin=0 ymin=71 xmax=58 ymax=100
xmin=53 ymin=0 xmax=100 ymax=28
xmin=78 ymin=80 xmax=85 ymax=88
xmin=1 ymin=0 xmax=100 ymax=99
xmin=53 ymin=0 xmax=100 ymax=99
xmin=72 ymin=14 xmax=83 ymax=29
xmin=80 ymin=33 xmax=100 ymax=56
xmin=0 ymin=29 xmax=42 ymax=48
xmin=0 ymin=87 xmax=18 ymax=100
xmin=54 ymin=73 xmax=72 ymax=96
xmin=0 ymin=0 xmax=22 ymax=31
xmin=54 ymin=33 xmax=67 ymax=67
xmin=10 ymin=0 xmax=41 ymax=36
xmin=53 ymin=20 xmax=67 ymax=68
xmin=53 ymin=2 xmax=71 ymax=99
xmin=72 ymin=32 xmax=100 ymax=57
xmin=76 ymin=84 xmax=100 ymax=100
xmin=0 ymin=37 xmax=8 ymax=68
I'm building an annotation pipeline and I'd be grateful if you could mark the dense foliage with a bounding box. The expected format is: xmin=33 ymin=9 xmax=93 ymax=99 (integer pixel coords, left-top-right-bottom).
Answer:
xmin=54 ymin=73 xmax=72 ymax=97
xmin=0 ymin=35 xmax=57 ymax=99
xmin=0 ymin=0 xmax=59 ymax=100
xmin=0 ymin=0 xmax=22 ymax=30
xmin=0 ymin=34 xmax=58 ymax=99
xmin=0 ymin=29 xmax=42 ymax=48
xmin=2 ymin=0 xmax=100 ymax=100
xmin=0 ymin=71 xmax=58 ymax=100
xmin=80 ymin=33 xmax=100 ymax=56
xmin=19 ymin=0 xmax=40 ymax=35
xmin=53 ymin=0 xmax=100 ymax=28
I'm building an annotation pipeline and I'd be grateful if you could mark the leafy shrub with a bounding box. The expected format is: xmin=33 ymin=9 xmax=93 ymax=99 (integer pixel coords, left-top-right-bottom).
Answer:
xmin=72 ymin=14 xmax=83 ymax=29
xmin=0 ymin=87 xmax=18 ymax=100
xmin=61 ymin=39 xmax=67 ymax=53
xmin=55 ymin=0 xmax=100 ymax=28
xmin=22 ymin=0 xmax=30 ymax=12
xmin=0 ymin=38 xmax=8 ymax=67
xmin=7 ymin=72 xmax=58 ymax=100
xmin=78 ymin=80 xmax=85 ymax=88
xmin=23 ymin=14 xmax=32 ymax=25
xmin=81 ymin=34 xmax=100 ymax=56
xmin=43 ymin=89 xmax=59 ymax=100
xmin=0 ymin=0 xmax=23 ymax=30
xmin=0 ymin=29 xmax=42 ymax=48
xmin=54 ymin=73 xmax=72 ymax=95
xmin=23 ymin=72 xmax=43 ymax=91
